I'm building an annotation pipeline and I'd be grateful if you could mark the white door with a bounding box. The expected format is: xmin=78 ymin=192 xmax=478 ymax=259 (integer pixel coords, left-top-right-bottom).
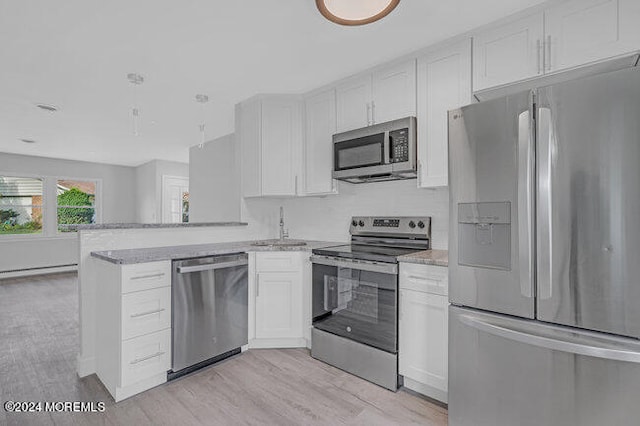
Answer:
xmin=161 ymin=176 xmax=189 ymax=223
xmin=336 ymin=75 xmax=372 ymax=132
xmin=417 ymin=40 xmax=472 ymax=188
xmin=545 ymin=0 xmax=640 ymax=73
xmin=371 ymin=59 xmax=417 ymax=124
xmin=255 ymin=272 xmax=302 ymax=339
xmin=473 ymin=12 xmax=544 ymax=91
xmin=399 ymin=289 xmax=448 ymax=399
xmin=261 ymin=98 xmax=301 ymax=196
xmin=304 ymin=89 xmax=337 ymax=195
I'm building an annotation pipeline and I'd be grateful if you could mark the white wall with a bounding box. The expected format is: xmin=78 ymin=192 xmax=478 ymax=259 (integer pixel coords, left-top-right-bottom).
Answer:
xmin=0 ymin=152 xmax=137 ymax=272
xmin=241 ymin=179 xmax=449 ymax=249
xmin=188 ymin=134 xmax=241 ymax=222
xmin=135 ymin=159 xmax=189 ymax=223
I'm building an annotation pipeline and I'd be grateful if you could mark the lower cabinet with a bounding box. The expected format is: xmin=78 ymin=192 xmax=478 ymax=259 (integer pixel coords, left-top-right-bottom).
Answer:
xmin=399 ymin=262 xmax=449 ymax=403
xmin=249 ymin=251 xmax=310 ymax=348
xmin=94 ymin=260 xmax=172 ymax=402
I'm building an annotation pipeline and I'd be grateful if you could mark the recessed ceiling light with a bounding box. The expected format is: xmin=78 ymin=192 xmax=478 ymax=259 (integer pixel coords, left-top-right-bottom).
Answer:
xmin=20 ymin=138 xmax=37 ymax=144
xmin=35 ymin=103 xmax=59 ymax=112
xmin=316 ymin=0 xmax=400 ymax=26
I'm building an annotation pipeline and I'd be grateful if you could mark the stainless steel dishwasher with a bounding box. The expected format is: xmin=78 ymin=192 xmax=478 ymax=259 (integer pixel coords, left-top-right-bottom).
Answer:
xmin=169 ymin=253 xmax=248 ymax=380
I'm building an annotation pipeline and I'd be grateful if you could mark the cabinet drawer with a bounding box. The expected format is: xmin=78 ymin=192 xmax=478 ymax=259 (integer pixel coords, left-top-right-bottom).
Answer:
xmin=400 ymin=263 xmax=448 ymax=295
xmin=121 ymin=329 xmax=170 ymax=387
xmin=255 ymin=252 xmax=300 ymax=272
xmin=122 ymin=287 xmax=171 ymax=340
xmin=121 ymin=261 xmax=171 ymax=294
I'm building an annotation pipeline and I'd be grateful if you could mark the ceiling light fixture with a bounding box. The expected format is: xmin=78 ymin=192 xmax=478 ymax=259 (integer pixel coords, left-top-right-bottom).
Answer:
xmin=20 ymin=138 xmax=36 ymax=144
xmin=316 ymin=0 xmax=400 ymax=26
xmin=35 ymin=103 xmax=59 ymax=112
xmin=195 ymin=94 xmax=209 ymax=148
xmin=127 ymin=73 xmax=145 ymax=136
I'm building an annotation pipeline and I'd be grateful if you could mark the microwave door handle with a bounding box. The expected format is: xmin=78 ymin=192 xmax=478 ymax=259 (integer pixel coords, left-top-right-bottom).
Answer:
xmin=383 ymin=131 xmax=391 ymax=164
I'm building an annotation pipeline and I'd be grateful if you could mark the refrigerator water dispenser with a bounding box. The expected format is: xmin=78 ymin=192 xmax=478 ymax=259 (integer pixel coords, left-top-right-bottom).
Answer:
xmin=458 ymin=202 xmax=511 ymax=270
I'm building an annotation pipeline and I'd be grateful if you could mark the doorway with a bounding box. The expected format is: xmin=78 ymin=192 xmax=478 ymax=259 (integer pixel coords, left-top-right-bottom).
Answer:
xmin=162 ymin=175 xmax=189 ymax=223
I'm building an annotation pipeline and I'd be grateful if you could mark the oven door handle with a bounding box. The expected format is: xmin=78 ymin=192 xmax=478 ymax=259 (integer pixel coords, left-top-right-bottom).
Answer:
xmin=310 ymin=255 xmax=397 ymax=275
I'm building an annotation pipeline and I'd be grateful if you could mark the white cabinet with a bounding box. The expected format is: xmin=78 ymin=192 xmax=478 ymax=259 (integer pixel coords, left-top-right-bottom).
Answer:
xmin=473 ymin=13 xmax=544 ymax=91
xmin=237 ymin=95 xmax=303 ymax=198
xmin=473 ymin=1 xmax=640 ymax=92
xmin=336 ymin=75 xmax=372 ymax=132
xmin=545 ymin=0 xmax=640 ymax=73
xmin=249 ymin=252 xmax=310 ymax=348
xmin=303 ymin=89 xmax=338 ymax=195
xmin=399 ymin=262 xmax=448 ymax=403
xmin=95 ymin=260 xmax=172 ymax=402
xmin=371 ymin=60 xmax=417 ymax=124
xmin=336 ymin=59 xmax=416 ymax=132
xmin=417 ymin=39 xmax=472 ymax=188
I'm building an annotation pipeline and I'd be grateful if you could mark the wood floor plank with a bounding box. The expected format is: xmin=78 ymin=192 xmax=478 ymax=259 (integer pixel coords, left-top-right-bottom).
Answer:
xmin=0 ymin=272 xmax=448 ymax=425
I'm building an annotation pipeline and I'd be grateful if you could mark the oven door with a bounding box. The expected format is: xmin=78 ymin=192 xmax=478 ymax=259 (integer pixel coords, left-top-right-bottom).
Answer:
xmin=311 ymin=255 xmax=398 ymax=354
xmin=333 ymin=132 xmax=392 ymax=179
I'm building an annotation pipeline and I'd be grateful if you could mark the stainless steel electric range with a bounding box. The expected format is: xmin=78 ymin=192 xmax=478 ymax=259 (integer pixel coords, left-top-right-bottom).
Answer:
xmin=310 ymin=216 xmax=431 ymax=391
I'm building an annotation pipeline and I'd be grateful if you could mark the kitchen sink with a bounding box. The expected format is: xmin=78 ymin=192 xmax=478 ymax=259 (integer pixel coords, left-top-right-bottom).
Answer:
xmin=251 ymin=239 xmax=307 ymax=247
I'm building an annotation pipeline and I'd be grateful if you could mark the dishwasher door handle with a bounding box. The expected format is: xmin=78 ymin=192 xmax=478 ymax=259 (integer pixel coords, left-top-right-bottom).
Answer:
xmin=176 ymin=259 xmax=248 ymax=274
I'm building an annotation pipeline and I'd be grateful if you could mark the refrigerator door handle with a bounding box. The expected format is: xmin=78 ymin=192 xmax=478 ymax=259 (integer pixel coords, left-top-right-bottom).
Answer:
xmin=460 ymin=313 xmax=640 ymax=364
xmin=537 ymin=106 xmax=553 ymax=299
xmin=517 ymin=107 xmax=534 ymax=298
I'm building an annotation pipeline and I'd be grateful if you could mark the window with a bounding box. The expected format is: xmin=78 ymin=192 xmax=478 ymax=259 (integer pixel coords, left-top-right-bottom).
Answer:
xmin=57 ymin=179 xmax=96 ymax=232
xmin=0 ymin=174 xmax=100 ymax=237
xmin=0 ymin=176 xmax=44 ymax=235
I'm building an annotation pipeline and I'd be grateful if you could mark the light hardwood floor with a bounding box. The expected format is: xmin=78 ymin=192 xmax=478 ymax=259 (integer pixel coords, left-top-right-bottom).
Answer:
xmin=0 ymin=272 xmax=447 ymax=426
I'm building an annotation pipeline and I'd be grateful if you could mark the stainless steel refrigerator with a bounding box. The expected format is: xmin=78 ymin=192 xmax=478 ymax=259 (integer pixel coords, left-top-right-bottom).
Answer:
xmin=448 ymin=66 xmax=640 ymax=426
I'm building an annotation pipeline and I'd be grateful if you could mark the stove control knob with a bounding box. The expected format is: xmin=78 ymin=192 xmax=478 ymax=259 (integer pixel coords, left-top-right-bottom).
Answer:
xmin=352 ymin=220 xmax=358 ymax=227
xmin=408 ymin=221 xmax=416 ymax=229
xmin=418 ymin=221 xmax=425 ymax=229
xmin=359 ymin=220 xmax=365 ymax=227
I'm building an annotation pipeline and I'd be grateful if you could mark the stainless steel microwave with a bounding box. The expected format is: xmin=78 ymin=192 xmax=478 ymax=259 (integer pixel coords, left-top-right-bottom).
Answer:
xmin=332 ymin=116 xmax=417 ymax=183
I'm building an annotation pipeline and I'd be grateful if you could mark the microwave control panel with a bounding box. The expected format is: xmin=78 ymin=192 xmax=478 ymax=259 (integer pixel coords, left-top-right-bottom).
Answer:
xmin=390 ymin=128 xmax=409 ymax=163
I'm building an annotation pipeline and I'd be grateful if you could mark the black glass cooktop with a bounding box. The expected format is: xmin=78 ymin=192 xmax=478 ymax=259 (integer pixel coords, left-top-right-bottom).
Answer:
xmin=313 ymin=244 xmax=422 ymax=263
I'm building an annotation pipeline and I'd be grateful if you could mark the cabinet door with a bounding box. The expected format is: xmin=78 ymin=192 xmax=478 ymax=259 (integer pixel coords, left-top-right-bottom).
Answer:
xmin=336 ymin=75 xmax=372 ymax=132
xmin=399 ymin=289 xmax=448 ymax=397
xmin=255 ymin=272 xmax=302 ymax=339
xmin=261 ymin=99 xmax=302 ymax=196
xmin=371 ymin=59 xmax=417 ymax=124
xmin=417 ymin=40 xmax=471 ymax=188
xmin=304 ymin=89 xmax=337 ymax=195
xmin=473 ymin=12 xmax=544 ymax=91
xmin=545 ymin=0 xmax=640 ymax=73
xmin=238 ymin=101 xmax=262 ymax=197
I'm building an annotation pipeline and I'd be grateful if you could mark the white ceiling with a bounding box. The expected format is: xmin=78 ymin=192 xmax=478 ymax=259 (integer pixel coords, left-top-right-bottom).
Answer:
xmin=0 ymin=0 xmax=547 ymax=167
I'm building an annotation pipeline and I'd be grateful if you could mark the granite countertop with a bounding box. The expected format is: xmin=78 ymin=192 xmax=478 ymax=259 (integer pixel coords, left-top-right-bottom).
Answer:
xmin=397 ymin=249 xmax=448 ymax=267
xmin=91 ymin=240 xmax=343 ymax=265
xmin=65 ymin=222 xmax=248 ymax=231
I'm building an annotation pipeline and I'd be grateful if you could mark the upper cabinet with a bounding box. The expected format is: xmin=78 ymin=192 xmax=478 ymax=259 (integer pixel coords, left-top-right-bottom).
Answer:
xmin=371 ymin=60 xmax=417 ymax=124
xmin=303 ymin=89 xmax=338 ymax=196
xmin=336 ymin=59 xmax=416 ymax=132
xmin=474 ymin=0 xmax=640 ymax=92
xmin=473 ymin=13 xmax=544 ymax=91
xmin=545 ymin=0 xmax=640 ymax=73
xmin=417 ymin=39 xmax=472 ymax=188
xmin=237 ymin=96 xmax=303 ymax=198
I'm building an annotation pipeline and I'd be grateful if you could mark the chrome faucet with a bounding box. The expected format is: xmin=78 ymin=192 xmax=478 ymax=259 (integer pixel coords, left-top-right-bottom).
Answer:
xmin=279 ymin=206 xmax=289 ymax=241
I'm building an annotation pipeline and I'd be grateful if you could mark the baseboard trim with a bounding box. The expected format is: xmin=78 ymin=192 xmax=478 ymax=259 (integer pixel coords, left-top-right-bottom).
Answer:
xmin=403 ymin=376 xmax=448 ymax=404
xmin=77 ymin=355 xmax=96 ymax=378
xmin=0 ymin=264 xmax=78 ymax=279
xmin=249 ymin=337 xmax=307 ymax=349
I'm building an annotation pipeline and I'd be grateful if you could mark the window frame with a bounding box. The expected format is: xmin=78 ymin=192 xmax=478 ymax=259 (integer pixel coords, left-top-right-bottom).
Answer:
xmin=0 ymin=172 xmax=102 ymax=240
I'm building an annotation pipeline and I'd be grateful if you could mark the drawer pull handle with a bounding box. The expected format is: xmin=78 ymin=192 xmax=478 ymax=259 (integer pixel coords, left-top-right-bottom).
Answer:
xmin=130 ymin=308 xmax=165 ymax=318
xmin=130 ymin=351 xmax=165 ymax=365
xmin=131 ymin=273 xmax=165 ymax=280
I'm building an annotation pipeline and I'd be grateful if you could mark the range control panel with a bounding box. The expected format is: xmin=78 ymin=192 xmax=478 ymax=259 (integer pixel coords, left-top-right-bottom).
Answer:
xmin=350 ymin=216 xmax=431 ymax=238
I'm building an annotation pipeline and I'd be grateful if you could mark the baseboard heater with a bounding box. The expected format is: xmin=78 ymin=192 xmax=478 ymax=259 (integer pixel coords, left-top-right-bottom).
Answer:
xmin=0 ymin=264 xmax=78 ymax=279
